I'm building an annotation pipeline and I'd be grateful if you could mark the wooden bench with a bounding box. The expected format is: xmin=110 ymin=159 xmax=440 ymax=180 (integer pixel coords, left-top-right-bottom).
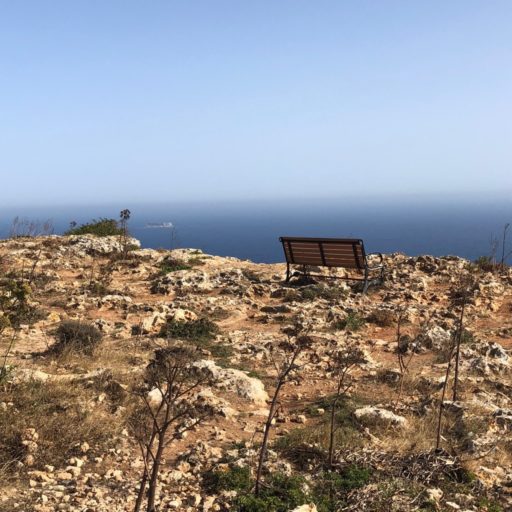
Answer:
xmin=279 ymin=237 xmax=385 ymax=293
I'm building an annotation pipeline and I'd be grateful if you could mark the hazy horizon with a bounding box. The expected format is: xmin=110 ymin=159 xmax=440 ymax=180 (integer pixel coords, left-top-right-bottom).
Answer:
xmin=1 ymin=1 xmax=511 ymax=206
xmin=1 ymin=196 xmax=510 ymax=263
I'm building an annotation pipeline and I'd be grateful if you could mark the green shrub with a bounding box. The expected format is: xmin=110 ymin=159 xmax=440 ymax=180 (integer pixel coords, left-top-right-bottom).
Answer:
xmin=160 ymin=318 xmax=219 ymax=341
xmin=262 ymin=472 xmax=310 ymax=510
xmin=158 ymin=256 xmax=191 ymax=274
xmin=159 ymin=318 xmax=232 ymax=360
xmin=206 ymin=467 xmax=310 ymax=512
xmin=236 ymin=495 xmax=284 ymax=512
xmin=336 ymin=465 xmax=371 ymax=490
xmin=204 ymin=465 xmax=370 ymax=512
xmin=312 ymin=467 xmax=371 ymax=512
xmin=203 ymin=465 xmax=252 ymax=494
xmin=65 ymin=218 xmax=123 ymax=237
xmin=331 ymin=312 xmax=365 ymax=332
xmin=312 ymin=464 xmax=371 ymax=512
xmin=52 ymin=320 xmax=102 ymax=356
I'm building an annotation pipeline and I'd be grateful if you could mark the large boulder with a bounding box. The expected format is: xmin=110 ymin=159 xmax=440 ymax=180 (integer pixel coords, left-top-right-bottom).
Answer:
xmin=467 ymin=341 xmax=510 ymax=374
xmin=354 ymin=406 xmax=407 ymax=428
xmin=66 ymin=235 xmax=141 ymax=256
xmin=194 ymin=360 xmax=269 ymax=405
xmin=417 ymin=325 xmax=452 ymax=351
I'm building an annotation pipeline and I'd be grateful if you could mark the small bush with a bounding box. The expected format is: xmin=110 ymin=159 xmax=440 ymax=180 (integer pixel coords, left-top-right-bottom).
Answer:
xmin=159 ymin=318 xmax=231 ymax=360
xmin=313 ymin=467 xmax=371 ymax=512
xmin=65 ymin=218 xmax=123 ymax=237
xmin=460 ymin=329 xmax=475 ymax=344
xmin=158 ymin=256 xmax=191 ymax=274
xmin=472 ymin=256 xmax=506 ymax=272
xmin=204 ymin=464 xmax=371 ymax=512
xmin=367 ymin=309 xmax=395 ymax=327
xmin=160 ymin=318 xmax=219 ymax=341
xmin=205 ymin=467 xmax=310 ymax=512
xmin=203 ymin=465 xmax=252 ymax=494
xmin=331 ymin=312 xmax=365 ymax=332
xmin=187 ymin=255 xmax=206 ymax=266
xmin=256 ymin=472 xmax=310 ymax=511
xmin=86 ymin=280 xmax=111 ymax=297
xmin=52 ymin=320 xmax=102 ymax=356
xmin=336 ymin=464 xmax=371 ymax=490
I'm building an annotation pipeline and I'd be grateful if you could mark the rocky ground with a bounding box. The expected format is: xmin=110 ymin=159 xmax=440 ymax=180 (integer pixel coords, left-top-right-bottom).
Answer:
xmin=0 ymin=234 xmax=511 ymax=512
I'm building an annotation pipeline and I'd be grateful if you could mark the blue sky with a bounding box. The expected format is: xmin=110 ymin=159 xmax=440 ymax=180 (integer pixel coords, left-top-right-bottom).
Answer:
xmin=1 ymin=1 xmax=511 ymax=206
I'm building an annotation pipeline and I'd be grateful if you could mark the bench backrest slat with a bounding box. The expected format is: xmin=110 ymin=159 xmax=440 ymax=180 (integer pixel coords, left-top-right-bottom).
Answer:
xmin=280 ymin=237 xmax=366 ymax=270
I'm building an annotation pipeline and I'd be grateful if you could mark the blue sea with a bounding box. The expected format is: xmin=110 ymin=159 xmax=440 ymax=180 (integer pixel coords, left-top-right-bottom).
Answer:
xmin=0 ymin=197 xmax=510 ymax=264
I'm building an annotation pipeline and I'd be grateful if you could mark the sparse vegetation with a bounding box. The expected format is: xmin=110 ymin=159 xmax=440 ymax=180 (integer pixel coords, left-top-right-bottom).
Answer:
xmin=160 ymin=317 xmax=219 ymax=342
xmin=51 ymin=320 xmax=102 ymax=356
xmin=205 ymin=466 xmax=310 ymax=512
xmin=158 ymin=254 xmax=206 ymax=275
xmin=278 ymin=394 xmax=366 ymax=461
xmin=65 ymin=218 xmax=124 ymax=237
xmin=367 ymin=308 xmax=395 ymax=327
xmin=204 ymin=464 xmax=371 ymax=512
xmin=255 ymin=332 xmax=312 ymax=495
xmin=158 ymin=256 xmax=191 ymax=274
xmin=284 ymin=284 xmax=347 ymax=303
xmin=0 ymin=278 xmax=33 ymax=380
xmin=474 ymin=255 xmax=497 ymax=272
xmin=130 ymin=346 xmax=215 ymax=512
xmin=9 ymin=217 xmax=54 ymax=238
xmin=331 ymin=312 xmax=366 ymax=332
xmin=313 ymin=467 xmax=371 ymax=512
xmin=326 ymin=342 xmax=366 ymax=467
xmin=0 ymin=379 xmax=120 ymax=471
xmin=0 ymin=234 xmax=510 ymax=511
xmin=474 ymin=223 xmax=511 ymax=271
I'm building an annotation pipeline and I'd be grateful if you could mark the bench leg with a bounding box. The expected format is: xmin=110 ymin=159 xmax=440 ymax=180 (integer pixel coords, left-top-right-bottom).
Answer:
xmin=285 ymin=263 xmax=291 ymax=282
xmin=362 ymin=268 xmax=370 ymax=294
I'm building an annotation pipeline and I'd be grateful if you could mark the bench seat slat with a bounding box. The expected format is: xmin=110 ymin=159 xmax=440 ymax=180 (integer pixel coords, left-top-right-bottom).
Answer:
xmin=287 ymin=250 xmax=363 ymax=259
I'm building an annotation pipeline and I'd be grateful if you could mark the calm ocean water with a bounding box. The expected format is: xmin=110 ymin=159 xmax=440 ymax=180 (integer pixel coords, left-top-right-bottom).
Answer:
xmin=0 ymin=198 xmax=510 ymax=264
